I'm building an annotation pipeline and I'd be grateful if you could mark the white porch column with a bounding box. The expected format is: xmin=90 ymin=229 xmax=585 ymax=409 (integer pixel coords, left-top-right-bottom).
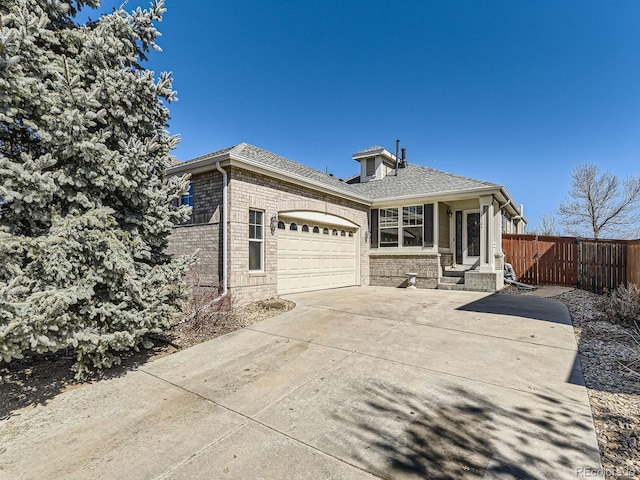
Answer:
xmin=479 ymin=196 xmax=495 ymax=273
xmin=433 ymin=201 xmax=439 ymax=251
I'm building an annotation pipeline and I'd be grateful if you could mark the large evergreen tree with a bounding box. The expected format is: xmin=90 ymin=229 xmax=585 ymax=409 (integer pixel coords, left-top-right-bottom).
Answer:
xmin=0 ymin=0 xmax=192 ymax=378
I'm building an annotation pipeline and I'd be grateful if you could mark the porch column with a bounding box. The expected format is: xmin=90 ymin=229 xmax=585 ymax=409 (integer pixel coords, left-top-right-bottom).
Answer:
xmin=479 ymin=196 xmax=495 ymax=273
xmin=433 ymin=201 xmax=439 ymax=251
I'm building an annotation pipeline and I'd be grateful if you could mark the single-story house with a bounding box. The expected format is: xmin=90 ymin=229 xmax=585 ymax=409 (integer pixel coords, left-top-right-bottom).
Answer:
xmin=166 ymin=143 xmax=526 ymax=303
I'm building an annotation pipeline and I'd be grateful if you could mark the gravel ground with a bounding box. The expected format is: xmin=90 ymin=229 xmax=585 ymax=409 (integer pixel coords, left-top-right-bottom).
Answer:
xmin=504 ymin=286 xmax=640 ymax=478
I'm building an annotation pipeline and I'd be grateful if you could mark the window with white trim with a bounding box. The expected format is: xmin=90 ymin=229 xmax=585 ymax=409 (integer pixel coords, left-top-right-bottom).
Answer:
xmin=249 ymin=210 xmax=263 ymax=271
xmin=402 ymin=205 xmax=423 ymax=246
xmin=380 ymin=208 xmax=399 ymax=247
xmin=379 ymin=205 xmax=423 ymax=247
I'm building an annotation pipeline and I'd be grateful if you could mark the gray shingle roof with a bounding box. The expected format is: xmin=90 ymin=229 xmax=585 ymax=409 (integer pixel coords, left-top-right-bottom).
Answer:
xmin=345 ymin=163 xmax=498 ymax=200
xmin=353 ymin=145 xmax=387 ymax=156
xmin=176 ymin=143 xmax=502 ymax=202
xmin=231 ymin=143 xmax=361 ymax=198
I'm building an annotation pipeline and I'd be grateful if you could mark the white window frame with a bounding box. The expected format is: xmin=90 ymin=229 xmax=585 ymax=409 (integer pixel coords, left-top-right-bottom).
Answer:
xmin=379 ymin=205 xmax=424 ymax=248
xmin=249 ymin=209 xmax=264 ymax=272
xmin=402 ymin=205 xmax=423 ymax=247
xmin=379 ymin=207 xmax=399 ymax=247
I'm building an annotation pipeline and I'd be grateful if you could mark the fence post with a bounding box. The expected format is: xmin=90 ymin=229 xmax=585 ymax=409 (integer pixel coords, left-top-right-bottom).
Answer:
xmin=535 ymin=234 xmax=539 ymax=286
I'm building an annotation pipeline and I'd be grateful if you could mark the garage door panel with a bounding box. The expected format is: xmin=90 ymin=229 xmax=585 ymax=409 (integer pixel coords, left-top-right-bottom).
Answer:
xmin=277 ymin=219 xmax=357 ymax=295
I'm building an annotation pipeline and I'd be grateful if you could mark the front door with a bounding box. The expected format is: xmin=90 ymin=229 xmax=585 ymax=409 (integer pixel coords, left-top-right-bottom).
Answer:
xmin=462 ymin=210 xmax=480 ymax=266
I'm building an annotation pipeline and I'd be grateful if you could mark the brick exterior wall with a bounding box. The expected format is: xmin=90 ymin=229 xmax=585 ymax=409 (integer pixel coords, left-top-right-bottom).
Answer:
xmin=168 ymin=166 xmax=369 ymax=304
xmin=167 ymin=170 xmax=224 ymax=290
xmin=226 ymin=167 xmax=370 ymax=304
xmin=440 ymin=253 xmax=454 ymax=268
xmin=370 ymin=254 xmax=441 ymax=289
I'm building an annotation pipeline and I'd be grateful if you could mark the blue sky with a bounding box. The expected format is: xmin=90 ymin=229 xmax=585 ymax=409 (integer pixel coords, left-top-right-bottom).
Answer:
xmin=86 ymin=1 xmax=640 ymax=231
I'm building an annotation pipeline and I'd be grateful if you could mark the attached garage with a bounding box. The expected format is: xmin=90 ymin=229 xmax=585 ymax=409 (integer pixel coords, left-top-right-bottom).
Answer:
xmin=277 ymin=211 xmax=359 ymax=295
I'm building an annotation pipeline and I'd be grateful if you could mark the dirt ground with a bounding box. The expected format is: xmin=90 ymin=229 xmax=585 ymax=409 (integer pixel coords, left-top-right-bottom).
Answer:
xmin=0 ymin=297 xmax=295 ymax=420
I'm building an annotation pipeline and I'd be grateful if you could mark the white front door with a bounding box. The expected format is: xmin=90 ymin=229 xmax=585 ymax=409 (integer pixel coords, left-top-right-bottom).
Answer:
xmin=462 ymin=210 xmax=481 ymax=266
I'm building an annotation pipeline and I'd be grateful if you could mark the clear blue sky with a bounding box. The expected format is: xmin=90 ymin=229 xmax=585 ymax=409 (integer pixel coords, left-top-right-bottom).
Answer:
xmin=86 ymin=1 xmax=640 ymax=231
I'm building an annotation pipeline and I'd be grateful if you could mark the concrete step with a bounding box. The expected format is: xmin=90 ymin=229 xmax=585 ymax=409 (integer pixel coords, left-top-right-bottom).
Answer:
xmin=439 ymin=275 xmax=465 ymax=285
xmin=437 ymin=283 xmax=466 ymax=291
xmin=442 ymin=270 xmax=465 ymax=278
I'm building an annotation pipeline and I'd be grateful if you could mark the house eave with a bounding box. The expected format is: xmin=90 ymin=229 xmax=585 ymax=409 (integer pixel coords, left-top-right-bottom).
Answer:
xmin=166 ymin=151 xmax=372 ymax=206
xmin=370 ymin=185 xmax=503 ymax=207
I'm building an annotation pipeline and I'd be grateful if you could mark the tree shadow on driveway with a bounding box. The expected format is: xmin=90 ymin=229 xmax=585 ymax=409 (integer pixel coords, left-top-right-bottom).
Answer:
xmin=331 ymin=382 xmax=599 ymax=479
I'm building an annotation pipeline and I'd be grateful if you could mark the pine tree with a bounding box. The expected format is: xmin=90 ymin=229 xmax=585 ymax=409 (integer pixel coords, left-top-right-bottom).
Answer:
xmin=0 ymin=0 xmax=192 ymax=378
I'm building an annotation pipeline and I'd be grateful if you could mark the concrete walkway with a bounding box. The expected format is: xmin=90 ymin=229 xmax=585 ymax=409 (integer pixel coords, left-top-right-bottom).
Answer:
xmin=1 ymin=287 xmax=602 ymax=479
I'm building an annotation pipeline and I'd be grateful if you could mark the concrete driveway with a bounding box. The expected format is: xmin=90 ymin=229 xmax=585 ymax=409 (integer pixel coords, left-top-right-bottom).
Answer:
xmin=1 ymin=287 xmax=602 ymax=479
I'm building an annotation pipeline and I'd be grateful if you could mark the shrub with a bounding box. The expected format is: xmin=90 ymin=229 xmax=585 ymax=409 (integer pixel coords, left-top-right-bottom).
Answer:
xmin=603 ymin=283 xmax=640 ymax=328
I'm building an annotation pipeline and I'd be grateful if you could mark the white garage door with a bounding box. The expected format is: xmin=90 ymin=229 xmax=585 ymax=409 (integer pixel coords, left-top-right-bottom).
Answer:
xmin=277 ymin=216 xmax=358 ymax=295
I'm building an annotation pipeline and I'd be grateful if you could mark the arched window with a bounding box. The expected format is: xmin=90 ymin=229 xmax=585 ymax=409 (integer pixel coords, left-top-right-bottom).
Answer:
xmin=313 ymin=226 xmax=320 ymax=234
xmin=323 ymin=227 xmax=329 ymax=235
xmin=340 ymin=230 xmax=346 ymax=236
xmin=332 ymin=229 xmax=338 ymax=236
xmin=290 ymin=222 xmax=298 ymax=231
xmin=277 ymin=221 xmax=285 ymax=230
xmin=302 ymin=224 xmax=309 ymax=232
xmin=348 ymin=231 xmax=354 ymax=237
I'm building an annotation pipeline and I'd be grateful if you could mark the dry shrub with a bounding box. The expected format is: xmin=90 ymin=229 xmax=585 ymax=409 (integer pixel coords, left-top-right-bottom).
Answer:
xmin=603 ymin=283 xmax=640 ymax=328
xmin=178 ymin=273 xmax=237 ymax=345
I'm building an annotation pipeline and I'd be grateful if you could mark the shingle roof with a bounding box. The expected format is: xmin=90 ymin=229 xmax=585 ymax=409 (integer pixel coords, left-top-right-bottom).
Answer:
xmin=231 ymin=143 xmax=360 ymax=198
xmin=179 ymin=145 xmax=237 ymax=165
xmin=353 ymin=145 xmax=387 ymax=156
xmin=176 ymin=143 xmax=502 ymax=202
xmin=345 ymin=163 xmax=498 ymax=200
xmin=173 ymin=143 xmax=364 ymax=199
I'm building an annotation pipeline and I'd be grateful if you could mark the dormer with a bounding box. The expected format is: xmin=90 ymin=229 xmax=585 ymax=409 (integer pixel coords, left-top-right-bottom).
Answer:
xmin=352 ymin=146 xmax=398 ymax=183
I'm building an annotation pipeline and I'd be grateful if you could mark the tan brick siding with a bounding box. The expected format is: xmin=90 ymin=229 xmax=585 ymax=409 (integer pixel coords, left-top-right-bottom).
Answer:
xmin=168 ymin=170 xmax=224 ymax=288
xmin=167 ymin=223 xmax=220 ymax=287
xmin=370 ymin=254 xmax=440 ymax=289
xmin=169 ymin=166 xmax=369 ymax=304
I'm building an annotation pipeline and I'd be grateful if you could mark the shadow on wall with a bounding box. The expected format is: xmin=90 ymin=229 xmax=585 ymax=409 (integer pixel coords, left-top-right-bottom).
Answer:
xmin=332 ymin=382 xmax=599 ymax=479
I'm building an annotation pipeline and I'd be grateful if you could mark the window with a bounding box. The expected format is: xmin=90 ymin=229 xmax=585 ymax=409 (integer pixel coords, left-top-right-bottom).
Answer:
xmin=402 ymin=205 xmax=423 ymax=246
xmin=323 ymin=227 xmax=329 ymax=235
xmin=348 ymin=231 xmax=354 ymax=237
xmin=332 ymin=229 xmax=338 ymax=235
xmin=277 ymin=221 xmax=285 ymax=230
xmin=313 ymin=226 xmax=320 ymax=234
xmin=249 ymin=210 xmax=263 ymax=271
xmin=181 ymin=182 xmax=193 ymax=207
xmin=340 ymin=230 xmax=346 ymax=236
xmin=290 ymin=222 xmax=298 ymax=231
xmin=379 ymin=205 xmax=423 ymax=247
xmin=380 ymin=208 xmax=399 ymax=247
xmin=302 ymin=224 xmax=309 ymax=232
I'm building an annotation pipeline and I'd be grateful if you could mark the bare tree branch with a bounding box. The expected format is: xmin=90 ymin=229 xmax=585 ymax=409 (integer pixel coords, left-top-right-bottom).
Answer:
xmin=558 ymin=163 xmax=640 ymax=239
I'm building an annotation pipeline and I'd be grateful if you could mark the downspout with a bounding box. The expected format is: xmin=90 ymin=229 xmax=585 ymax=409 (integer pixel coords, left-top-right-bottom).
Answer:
xmin=180 ymin=162 xmax=228 ymax=323
xmin=215 ymin=161 xmax=228 ymax=297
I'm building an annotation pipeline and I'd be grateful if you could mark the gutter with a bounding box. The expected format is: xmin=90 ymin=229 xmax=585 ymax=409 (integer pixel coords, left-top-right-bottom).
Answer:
xmin=180 ymin=161 xmax=228 ymax=324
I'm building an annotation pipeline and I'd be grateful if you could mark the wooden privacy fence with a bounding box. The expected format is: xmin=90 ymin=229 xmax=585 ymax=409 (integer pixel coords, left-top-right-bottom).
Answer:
xmin=502 ymin=234 xmax=639 ymax=293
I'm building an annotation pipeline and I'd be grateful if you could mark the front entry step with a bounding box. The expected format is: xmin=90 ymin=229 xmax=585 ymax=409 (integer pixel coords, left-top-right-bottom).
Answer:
xmin=438 ymin=268 xmax=466 ymax=291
